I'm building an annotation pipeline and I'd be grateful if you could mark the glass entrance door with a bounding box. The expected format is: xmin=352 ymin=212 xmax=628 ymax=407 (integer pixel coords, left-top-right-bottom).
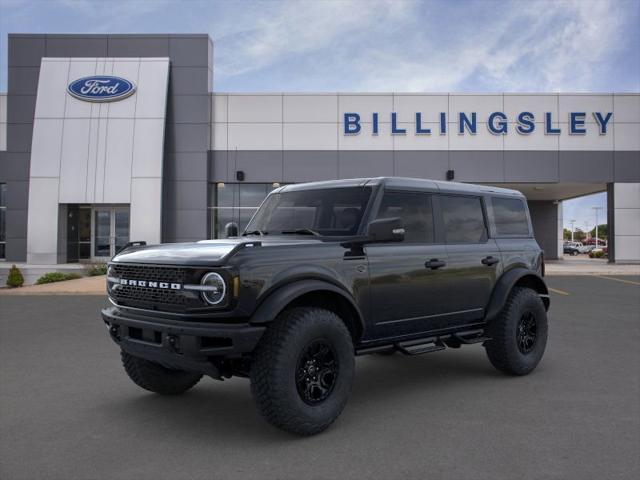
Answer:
xmin=92 ymin=206 xmax=130 ymax=260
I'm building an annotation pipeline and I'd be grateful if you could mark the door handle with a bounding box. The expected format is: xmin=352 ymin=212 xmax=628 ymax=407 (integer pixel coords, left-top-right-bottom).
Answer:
xmin=425 ymin=259 xmax=446 ymax=270
xmin=481 ymin=256 xmax=500 ymax=266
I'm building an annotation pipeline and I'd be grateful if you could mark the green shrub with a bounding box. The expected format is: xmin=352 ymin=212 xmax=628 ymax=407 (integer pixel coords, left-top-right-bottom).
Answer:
xmin=6 ymin=264 xmax=25 ymax=288
xmin=86 ymin=264 xmax=108 ymax=276
xmin=36 ymin=272 xmax=82 ymax=285
xmin=589 ymin=250 xmax=606 ymax=259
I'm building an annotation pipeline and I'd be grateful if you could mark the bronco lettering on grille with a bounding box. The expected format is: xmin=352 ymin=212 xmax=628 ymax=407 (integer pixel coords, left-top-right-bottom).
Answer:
xmin=119 ymin=279 xmax=182 ymax=290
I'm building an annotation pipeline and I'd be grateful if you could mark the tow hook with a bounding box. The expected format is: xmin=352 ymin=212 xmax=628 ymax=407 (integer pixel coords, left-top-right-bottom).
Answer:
xmin=109 ymin=325 xmax=121 ymax=342
xmin=167 ymin=334 xmax=181 ymax=353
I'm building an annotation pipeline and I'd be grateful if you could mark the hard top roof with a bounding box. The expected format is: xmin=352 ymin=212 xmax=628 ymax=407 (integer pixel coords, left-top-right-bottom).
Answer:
xmin=279 ymin=177 xmax=524 ymax=197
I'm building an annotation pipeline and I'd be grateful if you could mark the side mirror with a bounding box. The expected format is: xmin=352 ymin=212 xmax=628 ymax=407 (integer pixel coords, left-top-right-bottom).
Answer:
xmin=224 ymin=222 xmax=239 ymax=238
xmin=366 ymin=217 xmax=405 ymax=243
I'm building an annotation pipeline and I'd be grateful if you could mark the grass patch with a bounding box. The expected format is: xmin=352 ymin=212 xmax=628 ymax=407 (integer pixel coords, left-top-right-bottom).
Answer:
xmin=36 ymin=272 xmax=83 ymax=285
xmin=85 ymin=264 xmax=108 ymax=276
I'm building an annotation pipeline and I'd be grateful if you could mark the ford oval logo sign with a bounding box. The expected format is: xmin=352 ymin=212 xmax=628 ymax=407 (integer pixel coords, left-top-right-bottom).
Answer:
xmin=67 ymin=76 xmax=136 ymax=102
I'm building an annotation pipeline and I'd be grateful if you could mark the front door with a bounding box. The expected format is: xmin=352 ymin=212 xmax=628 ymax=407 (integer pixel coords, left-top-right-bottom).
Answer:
xmin=92 ymin=206 xmax=130 ymax=261
xmin=366 ymin=191 xmax=451 ymax=339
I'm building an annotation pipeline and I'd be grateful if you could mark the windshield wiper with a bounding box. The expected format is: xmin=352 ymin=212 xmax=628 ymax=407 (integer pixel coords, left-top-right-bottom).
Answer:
xmin=280 ymin=228 xmax=321 ymax=236
xmin=243 ymin=230 xmax=267 ymax=236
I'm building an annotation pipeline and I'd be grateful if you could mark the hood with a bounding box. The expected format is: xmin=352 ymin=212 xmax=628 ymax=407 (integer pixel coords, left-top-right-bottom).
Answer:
xmin=111 ymin=236 xmax=324 ymax=266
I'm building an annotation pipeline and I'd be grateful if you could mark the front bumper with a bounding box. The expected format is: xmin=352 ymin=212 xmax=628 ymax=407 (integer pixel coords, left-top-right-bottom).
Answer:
xmin=101 ymin=306 xmax=265 ymax=378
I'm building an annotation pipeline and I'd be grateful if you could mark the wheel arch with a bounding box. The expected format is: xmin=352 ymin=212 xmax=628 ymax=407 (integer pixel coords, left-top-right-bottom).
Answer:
xmin=485 ymin=269 xmax=550 ymax=323
xmin=249 ymin=279 xmax=365 ymax=343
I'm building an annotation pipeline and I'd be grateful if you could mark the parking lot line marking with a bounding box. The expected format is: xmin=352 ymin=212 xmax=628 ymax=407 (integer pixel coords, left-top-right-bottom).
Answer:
xmin=548 ymin=287 xmax=570 ymax=296
xmin=593 ymin=275 xmax=640 ymax=286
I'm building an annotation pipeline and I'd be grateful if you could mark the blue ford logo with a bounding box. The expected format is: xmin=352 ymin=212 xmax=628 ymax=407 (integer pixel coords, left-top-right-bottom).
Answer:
xmin=67 ymin=76 xmax=136 ymax=102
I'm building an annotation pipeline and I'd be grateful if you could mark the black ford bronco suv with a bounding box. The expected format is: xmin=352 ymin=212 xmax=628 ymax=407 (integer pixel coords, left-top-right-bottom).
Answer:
xmin=102 ymin=177 xmax=549 ymax=435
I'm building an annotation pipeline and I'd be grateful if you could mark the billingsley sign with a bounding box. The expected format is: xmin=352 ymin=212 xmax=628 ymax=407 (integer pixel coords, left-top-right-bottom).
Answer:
xmin=343 ymin=111 xmax=613 ymax=135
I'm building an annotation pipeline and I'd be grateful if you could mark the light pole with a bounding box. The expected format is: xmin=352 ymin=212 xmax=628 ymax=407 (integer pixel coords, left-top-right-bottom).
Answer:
xmin=592 ymin=206 xmax=603 ymax=247
xmin=570 ymin=219 xmax=576 ymax=242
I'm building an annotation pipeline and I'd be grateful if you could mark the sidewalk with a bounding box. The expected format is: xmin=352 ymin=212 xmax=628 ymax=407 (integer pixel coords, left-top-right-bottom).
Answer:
xmin=545 ymin=256 xmax=640 ymax=276
xmin=0 ymin=275 xmax=107 ymax=295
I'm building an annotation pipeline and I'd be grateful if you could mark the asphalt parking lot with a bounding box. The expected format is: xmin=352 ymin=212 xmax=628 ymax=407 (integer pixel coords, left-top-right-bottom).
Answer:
xmin=1 ymin=275 xmax=639 ymax=480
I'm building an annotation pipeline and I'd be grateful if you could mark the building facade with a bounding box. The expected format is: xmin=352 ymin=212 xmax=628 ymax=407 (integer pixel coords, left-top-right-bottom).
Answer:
xmin=0 ymin=34 xmax=638 ymax=265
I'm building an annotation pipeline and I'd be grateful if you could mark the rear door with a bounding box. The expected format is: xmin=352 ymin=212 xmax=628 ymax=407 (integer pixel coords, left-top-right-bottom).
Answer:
xmin=366 ymin=190 xmax=450 ymax=338
xmin=438 ymin=194 xmax=501 ymax=325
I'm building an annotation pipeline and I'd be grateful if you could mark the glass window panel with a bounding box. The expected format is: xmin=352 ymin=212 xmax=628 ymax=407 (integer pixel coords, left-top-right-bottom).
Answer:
xmin=441 ymin=195 xmax=487 ymax=244
xmin=239 ymin=207 xmax=259 ymax=233
xmin=78 ymin=208 xmax=91 ymax=242
xmin=492 ymin=197 xmax=530 ymax=236
xmin=216 ymin=183 xmax=238 ymax=208
xmin=79 ymin=243 xmax=91 ymax=259
xmin=375 ymin=192 xmax=434 ymax=243
xmin=94 ymin=210 xmax=111 ymax=257
xmin=247 ymin=187 xmax=372 ymax=236
xmin=114 ymin=210 xmax=130 ymax=253
xmin=239 ymin=184 xmax=269 ymax=208
xmin=0 ymin=209 xmax=5 ymax=242
xmin=211 ymin=207 xmax=236 ymax=239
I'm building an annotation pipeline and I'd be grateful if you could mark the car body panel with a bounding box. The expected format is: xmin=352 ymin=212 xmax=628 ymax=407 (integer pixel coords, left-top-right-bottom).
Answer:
xmin=102 ymin=177 xmax=547 ymax=363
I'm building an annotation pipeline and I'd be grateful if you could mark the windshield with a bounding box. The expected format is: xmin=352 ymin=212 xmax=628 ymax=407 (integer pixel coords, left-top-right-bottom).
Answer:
xmin=245 ymin=187 xmax=372 ymax=237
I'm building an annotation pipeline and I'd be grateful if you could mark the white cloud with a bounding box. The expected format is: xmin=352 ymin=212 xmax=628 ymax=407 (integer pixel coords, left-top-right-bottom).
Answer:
xmin=213 ymin=0 xmax=411 ymax=79
xmin=1 ymin=0 xmax=635 ymax=92
xmin=212 ymin=0 xmax=636 ymax=92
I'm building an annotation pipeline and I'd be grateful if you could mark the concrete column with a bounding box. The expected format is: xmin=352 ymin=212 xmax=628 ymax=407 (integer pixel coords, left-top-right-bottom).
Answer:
xmin=608 ymin=183 xmax=640 ymax=263
xmin=528 ymin=200 xmax=563 ymax=260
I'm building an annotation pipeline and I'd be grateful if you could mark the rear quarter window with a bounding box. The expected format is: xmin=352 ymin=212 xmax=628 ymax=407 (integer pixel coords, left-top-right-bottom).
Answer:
xmin=491 ymin=197 xmax=530 ymax=237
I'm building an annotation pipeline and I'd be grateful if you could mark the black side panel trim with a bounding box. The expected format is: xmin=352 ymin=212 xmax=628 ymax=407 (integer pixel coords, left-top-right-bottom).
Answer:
xmin=485 ymin=269 xmax=549 ymax=322
xmin=249 ymin=279 xmax=364 ymax=332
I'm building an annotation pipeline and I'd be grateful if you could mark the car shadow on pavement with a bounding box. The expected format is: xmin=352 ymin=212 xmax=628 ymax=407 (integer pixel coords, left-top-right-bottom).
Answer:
xmin=99 ymin=348 xmax=521 ymax=443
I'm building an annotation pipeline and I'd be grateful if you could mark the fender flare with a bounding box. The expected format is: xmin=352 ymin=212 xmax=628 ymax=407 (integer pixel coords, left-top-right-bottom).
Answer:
xmin=249 ymin=279 xmax=365 ymax=334
xmin=485 ymin=269 xmax=549 ymax=322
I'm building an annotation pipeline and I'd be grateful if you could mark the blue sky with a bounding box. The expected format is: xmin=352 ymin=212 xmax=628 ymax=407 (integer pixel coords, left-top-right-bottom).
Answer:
xmin=1 ymin=0 xmax=638 ymax=227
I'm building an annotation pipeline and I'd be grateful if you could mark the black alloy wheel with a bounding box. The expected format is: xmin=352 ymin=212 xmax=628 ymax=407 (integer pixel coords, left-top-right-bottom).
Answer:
xmin=517 ymin=311 xmax=537 ymax=354
xmin=296 ymin=340 xmax=339 ymax=405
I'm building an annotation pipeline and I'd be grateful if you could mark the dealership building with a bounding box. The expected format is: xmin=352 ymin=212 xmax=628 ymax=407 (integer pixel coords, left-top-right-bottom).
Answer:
xmin=0 ymin=33 xmax=638 ymax=269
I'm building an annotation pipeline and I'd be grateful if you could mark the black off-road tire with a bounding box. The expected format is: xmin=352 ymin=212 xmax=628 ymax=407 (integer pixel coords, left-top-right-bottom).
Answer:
xmin=484 ymin=287 xmax=548 ymax=376
xmin=250 ymin=307 xmax=355 ymax=436
xmin=121 ymin=350 xmax=202 ymax=395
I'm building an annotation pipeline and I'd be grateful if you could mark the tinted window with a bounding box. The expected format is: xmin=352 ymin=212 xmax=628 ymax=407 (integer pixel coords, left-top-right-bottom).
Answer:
xmin=375 ymin=191 xmax=434 ymax=243
xmin=246 ymin=187 xmax=371 ymax=236
xmin=492 ymin=197 xmax=530 ymax=236
xmin=441 ymin=195 xmax=487 ymax=243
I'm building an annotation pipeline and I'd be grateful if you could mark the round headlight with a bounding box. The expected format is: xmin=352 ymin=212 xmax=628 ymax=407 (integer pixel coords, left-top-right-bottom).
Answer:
xmin=201 ymin=272 xmax=226 ymax=305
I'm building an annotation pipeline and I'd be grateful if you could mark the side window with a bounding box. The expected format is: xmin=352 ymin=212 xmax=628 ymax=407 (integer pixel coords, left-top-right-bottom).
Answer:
xmin=375 ymin=191 xmax=434 ymax=243
xmin=492 ymin=197 xmax=530 ymax=237
xmin=440 ymin=195 xmax=487 ymax=244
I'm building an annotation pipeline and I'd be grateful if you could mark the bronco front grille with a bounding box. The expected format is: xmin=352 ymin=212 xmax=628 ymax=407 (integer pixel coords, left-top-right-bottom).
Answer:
xmin=109 ymin=264 xmax=204 ymax=312
xmin=111 ymin=264 xmax=187 ymax=284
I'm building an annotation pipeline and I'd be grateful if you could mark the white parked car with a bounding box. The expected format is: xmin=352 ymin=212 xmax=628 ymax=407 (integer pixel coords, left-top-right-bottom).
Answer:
xmin=564 ymin=241 xmax=590 ymax=254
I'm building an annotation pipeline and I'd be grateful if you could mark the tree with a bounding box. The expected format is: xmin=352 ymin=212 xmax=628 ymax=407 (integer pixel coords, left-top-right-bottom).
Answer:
xmin=563 ymin=228 xmax=572 ymax=240
xmin=573 ymin=228 xmax=586 ymax=242
xmin=589 ymin=224 xmax=607 ymax=239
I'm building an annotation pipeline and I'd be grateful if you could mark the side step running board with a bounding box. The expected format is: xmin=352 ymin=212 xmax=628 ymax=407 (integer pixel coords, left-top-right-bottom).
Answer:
xmin=354 ymin=328 xmax=491 ymax=357
xmin=453 ymin=329 xmax=490 ymax=345
xmin=397 ymin=337 xmax=445 ymax=356
xmin=398 ymin=342 xmax=446 ymax=356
